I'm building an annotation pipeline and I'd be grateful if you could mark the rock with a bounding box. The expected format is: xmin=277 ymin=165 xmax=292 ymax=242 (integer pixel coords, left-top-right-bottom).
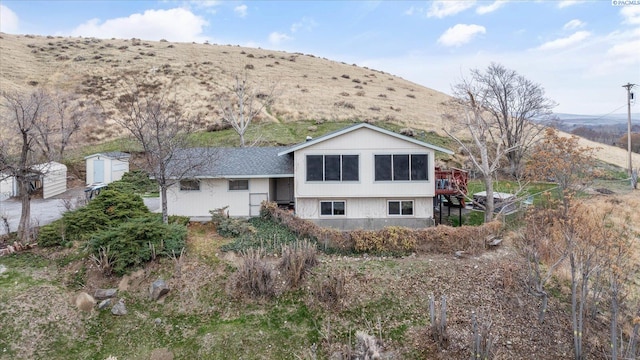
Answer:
xmin=154 ymin=318 xmax=162 ymax=325
xmin=94 ymin=288 xmax=117 ymax=300
xmin=149 ymin=279 xmax=170 ymax=301
xmin=75 ymin=292 xmax=96 ymax=312
xmin=119 ymin=269 xmax=144 ymax=292
xmin=454 ymin=251 xmax=465 ymax=258
xmin=98 ymin=298 xmax=112 ymax=310
xmin=111 ymin=298 xmax=127 ymax=316
xmin=0 ymin=264 xmax=6 ymax=274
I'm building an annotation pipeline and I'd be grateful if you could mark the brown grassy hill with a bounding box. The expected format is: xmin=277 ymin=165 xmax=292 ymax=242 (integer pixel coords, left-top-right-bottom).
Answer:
xmin=0 ymin=32 xmax=451 ymax=142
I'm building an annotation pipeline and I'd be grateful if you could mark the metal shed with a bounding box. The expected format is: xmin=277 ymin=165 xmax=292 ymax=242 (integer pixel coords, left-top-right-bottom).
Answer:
xmin=0 ymin=162 xmax=67 ymax=200
xmin=84 ymin=152 xmax=131 ymax=185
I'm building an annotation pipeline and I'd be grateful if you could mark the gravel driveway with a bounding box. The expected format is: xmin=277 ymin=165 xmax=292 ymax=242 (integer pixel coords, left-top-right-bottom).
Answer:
xmin=0 ymin=187 xmax=160 ymax=236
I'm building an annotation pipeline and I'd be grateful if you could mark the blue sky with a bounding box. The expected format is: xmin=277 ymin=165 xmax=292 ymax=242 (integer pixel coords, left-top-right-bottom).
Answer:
xmin=1 ymin=0 xmax=639 ymax=116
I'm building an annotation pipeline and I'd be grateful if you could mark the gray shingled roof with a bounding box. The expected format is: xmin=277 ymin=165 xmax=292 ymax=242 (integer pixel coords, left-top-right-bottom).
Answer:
xmin=168 ymin=147 xmax=293 ymax=178
xmin=84 ymin=151 xmax=130 ymax=160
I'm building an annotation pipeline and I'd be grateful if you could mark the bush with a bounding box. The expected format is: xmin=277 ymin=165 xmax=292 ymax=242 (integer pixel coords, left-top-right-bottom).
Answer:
xmin=231 ymin=248 xmax=275 ymax=299
xmin=118 ymin=170 xmax=157 ymax=194
xmin=210 ymin=207 xmax=256 ymax=237
xmin=88 ymin=216 xmax=186 ymax=276
xmin=311 ymin=272 xmax=346 ymax=309
xmin=279 ymin=240 xmax=318 ymax=289
xmin=38 ymin=189 xmax=150 ymax=247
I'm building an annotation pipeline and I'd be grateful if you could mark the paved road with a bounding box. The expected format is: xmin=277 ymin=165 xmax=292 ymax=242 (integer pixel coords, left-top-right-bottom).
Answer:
xmin=0 ymin=188 xmax=160 ymax=236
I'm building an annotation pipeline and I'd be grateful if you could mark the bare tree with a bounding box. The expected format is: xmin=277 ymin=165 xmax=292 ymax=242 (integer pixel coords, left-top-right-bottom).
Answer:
xmin=217 ymin=72 xmax=277 ymax=147
xmin=115 ymin=82 xmax=213 ymax=224
xmin=0 ymin=89 xmax=89 ymax=243
xmin=444 ymin=83 xmax=516 ymax=223
xmin=468 ymin=63 xmax=556 ymax=177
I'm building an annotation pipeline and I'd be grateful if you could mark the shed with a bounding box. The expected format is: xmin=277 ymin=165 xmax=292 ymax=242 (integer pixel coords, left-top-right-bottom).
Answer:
xmin=38 ymin=161 xmax=68 ymax=199
xmin=85 ymin=152 xmax=131 ymax=185
xmin=0 ymin=162 xmax=67 ymax=200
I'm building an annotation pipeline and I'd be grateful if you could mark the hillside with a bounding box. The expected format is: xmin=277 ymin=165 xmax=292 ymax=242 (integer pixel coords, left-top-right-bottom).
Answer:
xmin=0 ymin=32 xmax=450 ymax=141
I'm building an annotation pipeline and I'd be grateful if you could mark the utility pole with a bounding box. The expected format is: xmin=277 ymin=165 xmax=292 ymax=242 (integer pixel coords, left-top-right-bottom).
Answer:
xmin=622 ymin=83 xmax=635 ymax=178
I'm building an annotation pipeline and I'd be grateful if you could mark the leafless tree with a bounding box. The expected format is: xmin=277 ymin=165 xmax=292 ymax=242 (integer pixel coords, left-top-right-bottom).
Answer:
xmin=467 ymin=63 xmax=556 ymax=177
xmin=115 ymin=82 xmax=214 ymax=224
xmin=217 ymin=72 xmax=278 ymax=147
xmin=444 ymin=82 xmax=516 ymax=223
xmin=0 ymin=89 xmax=90 ymax=243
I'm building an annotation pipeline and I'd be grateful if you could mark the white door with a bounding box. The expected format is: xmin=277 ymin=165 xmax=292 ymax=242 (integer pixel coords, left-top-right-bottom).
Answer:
xmin=93 ymin=159 xmax=105 ymax=183
xmin=249 ymin=193 xmax=268 ymax=217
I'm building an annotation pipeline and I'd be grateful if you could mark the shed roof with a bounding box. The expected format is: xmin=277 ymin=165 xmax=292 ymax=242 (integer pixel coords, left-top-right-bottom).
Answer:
xmin=278 ymin=123 xmax=455 ymax=156
xmin=168 ymin=147 xmax=293 ymax=179
xmin=84 ymin=152 xmax=131 ymax=160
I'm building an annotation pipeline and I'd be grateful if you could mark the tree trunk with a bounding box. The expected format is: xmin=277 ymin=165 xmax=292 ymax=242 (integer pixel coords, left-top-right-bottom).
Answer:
xmin=570 ymin=254 xmax=582 ymax=360
xmin=161 ymin=185 xmax=169 ymax=224
xmin=483 ymin=176 xmax=495 ymax=223
xmin=17 ymin=176 xmax=32 ymax=244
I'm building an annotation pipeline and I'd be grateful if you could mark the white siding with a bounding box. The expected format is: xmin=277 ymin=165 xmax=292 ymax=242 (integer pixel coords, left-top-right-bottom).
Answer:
xmin=296 ymin=197 xmax=433 ymax=220
xmin=41 ymin=162 xmax=67 ymax=199
xmin=85 ymin=155 xmax=130 ymax=185
xmin=110 ymin=159 xmax=129 ymax=182
xmin=165 ymin=178 xmax=270 ymax=218
xmin=0 ymin=175 xmax=16 ymax=198
xmin=293 ymin=127 xmax=436 ymax=200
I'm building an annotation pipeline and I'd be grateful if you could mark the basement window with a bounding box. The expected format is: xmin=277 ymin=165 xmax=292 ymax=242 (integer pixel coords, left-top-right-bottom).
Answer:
xmin=320 ymin=201 xmax=346 ymax=216
xmin=388 ymin=200 xmax=414 ymax=216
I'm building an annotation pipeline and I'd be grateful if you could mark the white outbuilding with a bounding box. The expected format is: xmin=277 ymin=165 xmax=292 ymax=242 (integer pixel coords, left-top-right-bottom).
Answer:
xmin=1 ymin=161 xmax=68 ymax=199
xmin=84 ymin=152 xmax=131 ymax=185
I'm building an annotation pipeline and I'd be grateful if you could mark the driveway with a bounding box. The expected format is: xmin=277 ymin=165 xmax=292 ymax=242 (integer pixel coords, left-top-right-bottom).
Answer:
xmin=0 ymin=188 xmax=160 ymax=236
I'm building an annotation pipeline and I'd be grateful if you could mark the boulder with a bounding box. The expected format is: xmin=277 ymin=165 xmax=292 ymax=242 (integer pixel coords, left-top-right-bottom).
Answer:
xmin=149 ymin=279 xmax=170 ymax=301
xmin=98 ymin=298 xmax=112 ymax=310
xmin=75 ymin=292 xmax=96 ymax=312
xmin=111 ymin=298 xmax=127 ymax=316
xmin=94 ymin=288 xmax=117 ymax=300
xmin=0 ymin=264 xmax=7 ymax=274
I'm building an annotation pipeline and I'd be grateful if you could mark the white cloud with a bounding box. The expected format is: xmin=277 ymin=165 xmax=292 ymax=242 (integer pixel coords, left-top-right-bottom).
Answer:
xmin=557 ymin=1 xmax=585 ymax=9
xmin=476 ymin=1 xmax=508 ymax=15
xmin=234 ymin=4 xmax=248 ymax=18
xmin=0 ymin=5 xmax=19 ymax=34
xmin=291 ymin=17 xmax=317 ymax=33
xmin=535 ymin=31 xmax=591 ymax=51
xmin=69 ymin=8 xmax=209 ymax=42
xmin=621 ymin=6 xmax=640 ymax=25
xmin=563 ymin=19 xmax=585 ymax=30
xmin=268 ymin=31 xmax=292 ymax=45
xmin=427 ymin=1 xmax=476 ymax=18
xmin=437 ymin=24 xmax=486 ymax=47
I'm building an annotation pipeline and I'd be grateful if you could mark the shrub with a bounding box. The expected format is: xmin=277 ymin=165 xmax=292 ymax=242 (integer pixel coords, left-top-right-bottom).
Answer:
xmin=119 ymin=170 xmax=158 ymax=194
xmin=88 ymin=216 xmax=186 ymax=276
xmin=210 ymin=207 xmax=256 ymax=237
xmin=312 ymin=272 xmax=346 ymax=309
xmin=231 ymin=248 xmax=275 ymax=299
xmin=38 ymin=189 xmax=150 ymax=247
xmin=279 ymin=240 xmax=318 ymax=289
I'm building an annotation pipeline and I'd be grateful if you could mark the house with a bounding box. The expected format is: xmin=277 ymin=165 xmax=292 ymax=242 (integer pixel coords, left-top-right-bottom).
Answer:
xmin=164 ymin=123 xmax=454 ymax=229
xmin=84 ymin=152 xmax=130 ymax=185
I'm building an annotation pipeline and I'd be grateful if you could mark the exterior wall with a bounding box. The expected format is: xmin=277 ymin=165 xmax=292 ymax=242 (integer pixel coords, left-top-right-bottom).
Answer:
xmin=42 ymin=164 xmax=67 ymax=199
xmin=296 ymin=197 xmax=434 ymax=230
xmin=165 ymin=178 xmax=270 ymax=218
xmin=110 ymin=159 xmax=130 ymax=183
xmin=293 ymin=127 xmax=436 ymax=200
xmin=0 ymin=175 xmax=16 ymax=199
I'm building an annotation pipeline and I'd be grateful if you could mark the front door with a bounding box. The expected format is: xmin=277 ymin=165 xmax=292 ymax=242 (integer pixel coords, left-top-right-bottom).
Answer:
xmin=249 ymin=193 xmax=268 ymax=217
xmin=93 ymin=159 xmax=105 ymax=183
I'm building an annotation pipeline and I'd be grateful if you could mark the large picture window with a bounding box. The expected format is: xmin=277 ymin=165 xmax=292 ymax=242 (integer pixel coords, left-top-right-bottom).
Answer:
xmin=306 ymin=155 xmax=359 ymax=182
xmin=179 ymin=179 xmax=200 ymax=191
xmin=388 ymin=200 xmax=414 ymax=216
xmin=375 ymin=154 xmax=428 ymax=181
xmin=228 ymin=179 xmax=249 ymax=191
xmin=320 ymin=201 xmax=346 ymax=216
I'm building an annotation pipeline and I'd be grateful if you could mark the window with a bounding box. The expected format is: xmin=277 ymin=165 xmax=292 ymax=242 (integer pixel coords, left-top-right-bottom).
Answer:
xmin=320 ymin=201 xmax=346 ymax=216
xmin=179 ymin=179 xmax=200 ymax=191
xmin=388 ymin=200 xmax=414 ymax=216
xmin=375 ymin=154 xmax=428 ymax=181
xmin=306 ymin=155 xmax=359 ymax=181
xmin=228 ymin=179 xmax=249 ymax=191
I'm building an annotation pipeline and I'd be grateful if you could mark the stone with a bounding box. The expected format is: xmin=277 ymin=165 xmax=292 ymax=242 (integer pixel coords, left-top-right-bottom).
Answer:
xmin=75 ymin=292 xmax=96 ymax=312
xmin=98 ymin=298 xmax=112 ymax=310
xmin=94 ymin=288 xmax=117 ymax=300
xmin=0 ymin=264 xmax=6 ymax=274
xmin=149 ymin=279 xmax=170 ymax=301
xmin=111 ymin=298 xmax=127 ymax=316
xmin=154 ymin=318 xmax=162 ymax=325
